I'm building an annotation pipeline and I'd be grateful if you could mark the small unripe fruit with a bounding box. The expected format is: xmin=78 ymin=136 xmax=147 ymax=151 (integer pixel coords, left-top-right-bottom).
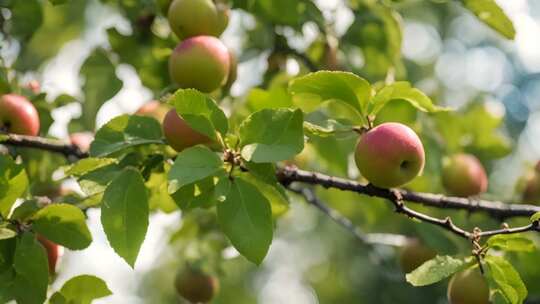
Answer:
xmin=69 ymin=132 xmax=94 ymax=153
xmin=37 ymin=235 xmax=62 ymax=275
xmin=0 ymin=94 xmax=40 ymax=136
xmin=174 ymin=267 xmax=219 ymax=303
xmin=355 ymin=122 xmax=425 ymax=188
xmin=163 ymin=109 xmax=213 ymax=152
xmin=26 ymin=80 xmax=41 ymax=94
xmin=169 ymin=36 xmax=230 ymax=93
xmin=168 ymin=0 xmax=229 ymax=39
xmin=447 ymin=268 xmax=489 ymax=304
xmin=442 ymin=153 xmax=488 ymax=197
xmin=399 ymin=239 xmax=436 ymax=273
xmin=135 ymin=101 xmax=171 ymax=123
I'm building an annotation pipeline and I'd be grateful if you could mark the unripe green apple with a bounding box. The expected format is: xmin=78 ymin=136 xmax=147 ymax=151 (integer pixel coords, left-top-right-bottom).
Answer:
xmin=168 ymin=0 xmax=229 ymax=39
xmin=0 ymin=94 xmax=40 ymax=136
xmin=169 ymin=36 xmax=230 ymax=93
xmin=37 ymin=234 xmax=62 ymax=275
xmin=69 ymin=132 xmax=94 ymax=153
xmin=174 ymin=267 xmax=219 ymax=303
xmin=399 ymin=239 xmax=436 ymax=273
xmin=163 ymin=109 xmax=213 ymax=152
xmin=442 ymin=153 xmax=487 ymax=197
xmin=355 ymin=122 xmax=425 ymax=188
xmin=135 ymin=100 xmax=171 ymax=123
xmin=447 ymin=268 xmax=489 ymax=304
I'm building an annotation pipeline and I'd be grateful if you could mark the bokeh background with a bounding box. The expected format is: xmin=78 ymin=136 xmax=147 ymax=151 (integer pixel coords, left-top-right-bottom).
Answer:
xmin=2 ymin=0 xmax=540 ymax=303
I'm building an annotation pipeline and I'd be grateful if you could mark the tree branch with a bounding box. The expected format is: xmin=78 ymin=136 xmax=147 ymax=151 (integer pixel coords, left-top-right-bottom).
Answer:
xmin=3 ymin=133 xmax=540 ymax=228
xmin=288 ymin=186 xmax=409 ymax=247
xmin=1 ymin=133 xmax=89 ymax=159
xmin=277 ymin=166 xmax=540 ymax=219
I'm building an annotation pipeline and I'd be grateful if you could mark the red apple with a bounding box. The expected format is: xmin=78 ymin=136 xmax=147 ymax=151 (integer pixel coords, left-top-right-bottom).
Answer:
xmin=174 ymin=266 xmax=220 ymax=303
xmin=168 ymin=0 xmax=229 ymax=39
xmin=355 ymin=122 xmax=425 ymax=188
xmin=399 ymin=239 xmax=437 ymax=273
xmin=0 ymin=94 xmax=40 ymax=136
xmin=69 ymin=132 xmax=94 ymax=153
xmin=447 ymin=268 xmax=489 ymax=304
xmin=442 ymin=153 xmax=488 ymax=197
xmin=135 ymin=101 xmax=171 ymax=123
xmin=169 ymin=36 xmax=230 ymax=93
xmin=163 ymin=109 xmax=213 ymax=152
xmin=37 ymin=235 xmax=62 ymax=275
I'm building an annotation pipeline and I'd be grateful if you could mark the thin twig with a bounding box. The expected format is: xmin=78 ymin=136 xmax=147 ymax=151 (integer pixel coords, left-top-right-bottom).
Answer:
xmin=3 ymin=133 xmax=540 ymax=240
xmin=289 ymin=186 xmax=408 ymax=246
xmin=1 ymin=133 xmax=89 ymax=159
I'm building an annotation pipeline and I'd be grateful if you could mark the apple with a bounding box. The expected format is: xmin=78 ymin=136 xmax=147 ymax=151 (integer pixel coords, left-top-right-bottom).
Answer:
xmin=168 ymin=0 xmax=229 ymax=39
xmin=0 ymin=94 xmax=40 ymax=136
xmin=355 ymin=122 xmax=425 ymax=188
xmin=37 ymin=234 xmax=62 ymax=275
xmin=442 ymin=153 xmax=488 ymax=197
xmin=447 ymin=268 xmax=489 ymax=304
xmin=399 ymin=239 xmax=436 ymax=273
xmin=135 ymin=101 xmax=171 ymax=123
xmin=163 ymin=109 xmax=214 ymax=152
xmin=174 ymin=266 xmax=219 ymax=303
xmin=169 ymin=36 xmax=230 ymax=93
xmin=69 ymin=132 xmax=94 ymax=153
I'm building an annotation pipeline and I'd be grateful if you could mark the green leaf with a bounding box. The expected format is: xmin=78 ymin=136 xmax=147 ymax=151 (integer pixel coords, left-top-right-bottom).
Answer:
xmin=31 ymin=204 xmax=92 ymax=250
xmin=239 ymin=108 xmax=304 ymax=163
xmin=461 ymin=0 xmax=516 ymax=39
xmin=289 ymin=71 xmax=372 ymax=121
xmin=10 ymin=200 xmax=40 ymax=222
xmin=486 ymin=255 xmax=527 ymax=304
xmin=406 ymin=255 xmax=472 ymax=286
xmin=303 ymin=120 xmax=355 ymax=138
xmin=369 ymin=82 xmax=447 ymax=115
xmin=487 ymin=235 xmax=535 ymax=253
xmin=531 ymin=212 xmax=540 ymax=223
xmin=79 ymin=48 xmax=122 ymax=130
xmin=78 ymin=163 xmax=122 ymax=196
xmin=0 ymin=155 xmax=29 ymax=217
xmin=11 ymin=0 xmax=43 ymax=41
xmin=90 ymin=115 xmax=163 ymax=157
xmin=50 ymin=275 xmax=112 ymax=304
xmin=147 ymin=169 xmax=177 ymax=213
xmin=170 ymin=89 xmax=228 ymax=139
xmin=65 ymin=158 xmax=117 ymax=176
xmin=167 ymin=146 xmax=224 ymax=193
xmin=0 ymin=228 xmax=16 ymax=240
xmin=13 ymin=233 xmax=49 ymax=304
xmin=101 ymin=169 xmax=149 ymax=267
xmin=342 ymin=3 xmax=403 ymax=79
xmin=217 ymin=177 xmax=273 ymax=264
